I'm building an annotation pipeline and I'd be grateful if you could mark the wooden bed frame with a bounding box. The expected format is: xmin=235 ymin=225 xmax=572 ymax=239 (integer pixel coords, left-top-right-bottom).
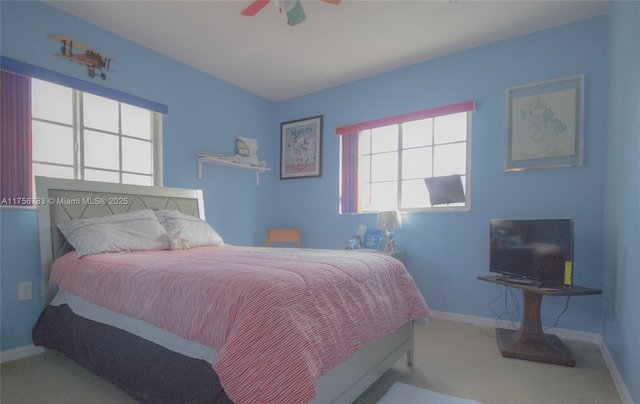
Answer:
xmin=35 ymin=176 xmax=415 ymax=404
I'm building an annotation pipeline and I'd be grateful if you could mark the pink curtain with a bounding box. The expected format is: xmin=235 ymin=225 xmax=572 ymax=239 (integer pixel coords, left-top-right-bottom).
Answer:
xmin=1 ymin=70 xmax=32 ymax=206
xmin=340 ymin=133 xmax=358 ymax=214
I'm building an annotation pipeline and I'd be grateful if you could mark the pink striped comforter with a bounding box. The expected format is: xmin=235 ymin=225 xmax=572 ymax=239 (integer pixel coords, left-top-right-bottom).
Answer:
xmin=50 ymin=246 xmax=430 ymax=403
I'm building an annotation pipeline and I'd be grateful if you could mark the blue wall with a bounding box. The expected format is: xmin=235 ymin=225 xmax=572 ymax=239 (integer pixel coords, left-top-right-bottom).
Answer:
xmin=603 ymin=2 xmax=640 ymax=402
xmin=275 ymin=17 xmax=607 ymax=333
xmin=0 ymin=6 xmax=629 ymax=399
xmin=0 ymin=1 xmax=278 ymax=351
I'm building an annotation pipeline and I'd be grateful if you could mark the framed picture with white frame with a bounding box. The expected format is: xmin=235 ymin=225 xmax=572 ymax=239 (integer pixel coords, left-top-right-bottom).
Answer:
xmin=505 ymin=74 xmax=584 ymax=171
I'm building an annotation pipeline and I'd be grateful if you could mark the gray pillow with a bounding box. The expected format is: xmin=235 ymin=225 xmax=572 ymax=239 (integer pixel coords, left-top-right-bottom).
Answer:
xmin=58 ymin=209 xmax=170 ymax=258
xmin=154 ymin=210 xmax=224 ymax=249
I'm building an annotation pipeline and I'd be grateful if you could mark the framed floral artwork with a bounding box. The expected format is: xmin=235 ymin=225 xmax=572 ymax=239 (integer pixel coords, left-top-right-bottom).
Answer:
xmin=505 ymin=75 xmax=584 ymax=171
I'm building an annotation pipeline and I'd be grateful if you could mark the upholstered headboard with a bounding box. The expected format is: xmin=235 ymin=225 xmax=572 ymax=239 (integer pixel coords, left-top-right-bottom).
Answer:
xmin=35 ymin=176 xmax=205 ymax=306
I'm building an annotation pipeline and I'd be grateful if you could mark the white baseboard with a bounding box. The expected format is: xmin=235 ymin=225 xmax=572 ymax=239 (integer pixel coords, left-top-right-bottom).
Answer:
xmin=430 ymin=310 xmax=631 ymax=403
xmin=0 ymin=345 xmax=45 ymax=364
xmin=597 ymin=339 xmax=634 ymax=404
xmin=430 ymin=310 xmax=602 ymax=343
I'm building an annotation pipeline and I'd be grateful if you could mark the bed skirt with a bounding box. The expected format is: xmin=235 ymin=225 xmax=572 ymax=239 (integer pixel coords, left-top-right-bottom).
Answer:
xmin=32 ymin=304 xmax=233 ymax=404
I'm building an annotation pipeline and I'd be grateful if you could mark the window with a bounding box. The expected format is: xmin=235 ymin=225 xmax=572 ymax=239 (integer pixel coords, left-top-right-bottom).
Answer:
xmin=338 ymin=101 xmax=473 ymax=213
xmin=2 ymin=59 xmax=167 ymax=207
xmin=31 ymin=78 xmax=161 ymax=186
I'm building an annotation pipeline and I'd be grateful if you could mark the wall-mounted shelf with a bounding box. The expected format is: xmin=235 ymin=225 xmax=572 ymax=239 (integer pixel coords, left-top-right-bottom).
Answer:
xmin=197 ymin=153 xmax=270 ymax=186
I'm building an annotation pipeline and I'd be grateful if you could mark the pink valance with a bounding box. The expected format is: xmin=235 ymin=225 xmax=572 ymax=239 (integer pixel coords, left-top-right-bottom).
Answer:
xmin=335 ymin=100 xmax=474 ymax=136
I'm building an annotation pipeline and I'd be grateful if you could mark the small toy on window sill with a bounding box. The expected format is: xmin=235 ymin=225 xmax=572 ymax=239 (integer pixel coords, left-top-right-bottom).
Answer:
xmin=347 ymin=236 xmax=362 ymax=250
xmin=171 ymin=230 xmax=191 ymax=250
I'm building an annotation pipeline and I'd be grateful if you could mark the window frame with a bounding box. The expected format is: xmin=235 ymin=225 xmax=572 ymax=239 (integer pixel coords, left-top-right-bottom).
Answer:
xmin=30 ymin=78 xmax=163 ymax=188
xmin=338 ymin=101 xmax=474 ymax=214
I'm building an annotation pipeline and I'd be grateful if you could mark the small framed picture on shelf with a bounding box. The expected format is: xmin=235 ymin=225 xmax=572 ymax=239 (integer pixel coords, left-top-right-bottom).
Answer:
xmin=363 ymin=229 xmax=382 ymax=250
xmin=280 ymin=115 xmax=323 ymax=179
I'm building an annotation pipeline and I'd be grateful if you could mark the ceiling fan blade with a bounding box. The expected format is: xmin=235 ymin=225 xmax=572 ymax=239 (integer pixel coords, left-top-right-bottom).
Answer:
xmin=286 ymin=0 xmax=306 ymax=26
xmin=321 ymin=0 xmax=341 ymax=4
xmin=241 ymin=0 xmax=271 ymax=16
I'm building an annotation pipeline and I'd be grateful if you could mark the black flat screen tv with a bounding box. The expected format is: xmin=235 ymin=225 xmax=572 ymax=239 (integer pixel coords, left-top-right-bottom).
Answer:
xmin=489 ymin=218 xmax=574 ymax=286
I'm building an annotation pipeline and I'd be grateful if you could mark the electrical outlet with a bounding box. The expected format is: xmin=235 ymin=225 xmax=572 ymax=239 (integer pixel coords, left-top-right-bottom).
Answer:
xmin=18 ymin=282 xmax=32 ymax=301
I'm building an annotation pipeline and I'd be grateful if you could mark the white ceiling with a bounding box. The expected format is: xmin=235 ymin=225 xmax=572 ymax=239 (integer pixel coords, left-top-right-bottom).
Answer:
xmin=46 ymin=0 xmax=609 ymax=102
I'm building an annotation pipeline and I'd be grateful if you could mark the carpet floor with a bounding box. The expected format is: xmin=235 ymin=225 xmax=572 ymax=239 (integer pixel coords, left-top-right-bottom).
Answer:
xmin=1 ymin=318 xmax=621 ymax=403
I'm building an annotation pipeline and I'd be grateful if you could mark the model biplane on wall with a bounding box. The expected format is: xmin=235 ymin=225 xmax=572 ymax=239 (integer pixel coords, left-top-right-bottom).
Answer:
xmin=49 ymin=34 xmax=114 ymax=80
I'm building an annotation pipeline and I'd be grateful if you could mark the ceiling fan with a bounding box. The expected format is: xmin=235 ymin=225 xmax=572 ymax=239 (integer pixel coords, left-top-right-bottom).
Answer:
xmin=241 ymin=0 xmax=341 ymax=27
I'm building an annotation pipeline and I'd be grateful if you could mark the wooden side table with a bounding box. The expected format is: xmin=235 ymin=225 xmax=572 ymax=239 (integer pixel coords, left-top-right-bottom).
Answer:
xmin=478 ymin=275 xmax=601 ymax=366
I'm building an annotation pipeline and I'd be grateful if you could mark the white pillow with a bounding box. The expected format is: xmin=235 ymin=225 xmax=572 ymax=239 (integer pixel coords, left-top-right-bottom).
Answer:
xmin=154 ymin=210 xmax=224 ymax=249
xmin=58 ymin=209 xmax=171 ymax=258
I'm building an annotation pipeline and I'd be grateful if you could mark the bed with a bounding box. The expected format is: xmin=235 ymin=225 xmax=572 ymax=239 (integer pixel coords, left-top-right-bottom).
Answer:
xmin=32 ymin=176 xmax=431 ymax=404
